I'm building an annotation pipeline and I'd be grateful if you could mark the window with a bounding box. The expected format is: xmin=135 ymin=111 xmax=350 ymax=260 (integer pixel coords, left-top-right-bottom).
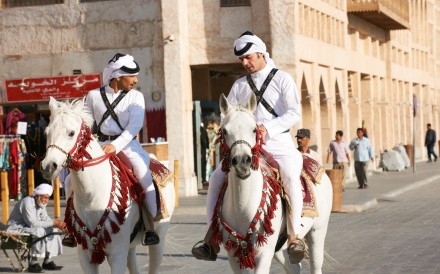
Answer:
xmin=2 ymin=0 xmax=63 ymax=7
xmin=220 ymin=0 xmax=250 ymax=7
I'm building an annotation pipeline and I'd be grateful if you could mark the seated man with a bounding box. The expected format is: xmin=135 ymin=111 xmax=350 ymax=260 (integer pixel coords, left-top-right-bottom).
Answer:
xmin=7 ymin=184 xmax=66 ymax=273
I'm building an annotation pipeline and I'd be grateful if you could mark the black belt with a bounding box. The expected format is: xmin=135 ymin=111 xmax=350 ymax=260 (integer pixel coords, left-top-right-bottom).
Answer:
xmin=97 ymin=133 xmax=120 ymax=141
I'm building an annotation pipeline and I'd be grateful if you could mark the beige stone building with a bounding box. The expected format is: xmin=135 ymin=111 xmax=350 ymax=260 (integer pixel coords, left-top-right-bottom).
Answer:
xmin=0 ymin=0 xmax=438 ymax=197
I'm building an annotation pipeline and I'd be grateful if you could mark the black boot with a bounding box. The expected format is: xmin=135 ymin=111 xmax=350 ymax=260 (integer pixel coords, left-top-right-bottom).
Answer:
xmin=142 ymin=230 xmax=160 ymax=245
xmin=191 ymin=241 xmax=217 ymax=261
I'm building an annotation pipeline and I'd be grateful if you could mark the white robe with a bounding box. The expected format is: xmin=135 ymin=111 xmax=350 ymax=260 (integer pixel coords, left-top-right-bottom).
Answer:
xmin=7 ymin=196 xmax=62 ymax=257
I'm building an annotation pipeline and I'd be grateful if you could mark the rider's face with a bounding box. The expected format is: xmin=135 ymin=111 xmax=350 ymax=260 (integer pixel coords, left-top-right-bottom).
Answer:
xmin=117 ymin=75 xmax=138 ymax=91
xmin=239 ymin=53 xmax=266 ymax=73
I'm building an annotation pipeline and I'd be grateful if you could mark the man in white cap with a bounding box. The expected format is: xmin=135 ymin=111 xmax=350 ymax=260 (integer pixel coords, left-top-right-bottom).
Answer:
xmin=83 ymin=53 xmax=159 ymax=246
xmin=192 ymin=31 xmax=305 ymax=264
xmin=7 ymin=184 xmax=65 ymax=273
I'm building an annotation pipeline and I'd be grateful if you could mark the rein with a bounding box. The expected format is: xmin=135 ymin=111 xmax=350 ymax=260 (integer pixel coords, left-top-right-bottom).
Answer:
xmin=46 ymin=122 xmax=110 ymax=171
xmin=212 ymin=126 xmax=281 ymax=269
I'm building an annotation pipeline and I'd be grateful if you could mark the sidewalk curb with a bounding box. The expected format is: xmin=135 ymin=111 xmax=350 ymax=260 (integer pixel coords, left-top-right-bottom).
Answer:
xmin=380 ymin=175 xmax=440 ymax=199
xmin=342 ymin=174 xmax=440 ymax=213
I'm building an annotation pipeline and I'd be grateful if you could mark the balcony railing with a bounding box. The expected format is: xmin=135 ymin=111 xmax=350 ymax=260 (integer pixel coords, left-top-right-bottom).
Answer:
xmin=347 ymin=0 xmax=409 ymax=30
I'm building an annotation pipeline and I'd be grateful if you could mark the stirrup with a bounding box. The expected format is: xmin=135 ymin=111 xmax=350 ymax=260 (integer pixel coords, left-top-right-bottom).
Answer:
xmin=288 ymin=238 xmax=308 ymax=264
xmin=191 ymin=240 xmax=217 ymax=261
xmin=142 ymin=230 xmax=160 ymax=245
xmin=62 ymin=234 xmax=77 ymax=248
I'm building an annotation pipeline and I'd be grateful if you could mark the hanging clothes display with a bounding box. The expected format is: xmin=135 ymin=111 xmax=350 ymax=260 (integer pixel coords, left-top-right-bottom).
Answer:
xmin=5 ymin=108 xmax=26 ymax=135
xmin=0 ymin=135 xmax=27 ymax=200
xmin=23 ymin=118 xmax=50 ymax=189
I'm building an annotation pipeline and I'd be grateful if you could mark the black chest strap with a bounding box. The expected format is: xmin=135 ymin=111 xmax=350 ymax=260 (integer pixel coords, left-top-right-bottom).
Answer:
xmin=246 ymin=68 xmax=279 ymax=117
xmin=97 ymin=87 xmax=128 ymax=132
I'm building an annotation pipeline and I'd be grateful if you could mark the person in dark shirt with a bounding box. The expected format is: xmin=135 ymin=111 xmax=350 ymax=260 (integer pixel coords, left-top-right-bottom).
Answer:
xmin=424 ymin=123 xmax=438 ymax=162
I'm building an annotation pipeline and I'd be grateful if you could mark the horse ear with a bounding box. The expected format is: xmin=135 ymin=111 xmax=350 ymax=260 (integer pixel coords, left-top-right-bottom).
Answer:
xmin=247 ymin=93 xmax=257 ymax=112
xmin=48 ymin=97 xmax=60 ymax=111
xmin=219 ymin=93 xmax=229 ymax=115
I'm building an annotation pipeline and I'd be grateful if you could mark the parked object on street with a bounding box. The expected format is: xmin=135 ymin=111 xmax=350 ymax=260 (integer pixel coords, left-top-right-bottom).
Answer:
xmin=381 ymin=149 xmax=406 ymax=171
xmin=393 ymin=144 xmax=411 ymax=168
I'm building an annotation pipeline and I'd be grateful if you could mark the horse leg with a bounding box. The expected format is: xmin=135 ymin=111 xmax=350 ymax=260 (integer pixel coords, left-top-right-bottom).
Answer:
xmin=107 ymin=247 xmax=129 ymax=274
xmin=127 ymin=247 xmax=141 ymax=274
xmin=305 ymin=227 xmax=328 ymax=274
xmin=147 ymin=221 xmax=170 ymax=274
xmin=273 ymin=249 xmax=301 ymax=274
xmin=77 ymin=249 xmax=98 ymax=274
xmin=255 ymin=250 xmax=277 ymax=274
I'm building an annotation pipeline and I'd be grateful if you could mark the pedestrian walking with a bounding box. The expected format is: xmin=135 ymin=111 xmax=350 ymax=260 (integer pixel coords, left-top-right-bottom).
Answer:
xmin=349 ymin=128 xmax=373 ymax=189
xmin=326 ymin=130 xmax=351 ymax=191
xmin=424 ymin=123 xmax=438 ymax=162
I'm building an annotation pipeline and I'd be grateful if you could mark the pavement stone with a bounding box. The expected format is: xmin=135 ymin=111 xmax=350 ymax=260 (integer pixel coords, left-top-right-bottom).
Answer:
xmin=0 ymin=160 xmax=438 ymax=273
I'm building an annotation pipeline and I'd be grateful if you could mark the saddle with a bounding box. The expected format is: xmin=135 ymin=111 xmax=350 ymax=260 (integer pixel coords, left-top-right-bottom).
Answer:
xmin=116 ymin=152 xmax=173 ymax=220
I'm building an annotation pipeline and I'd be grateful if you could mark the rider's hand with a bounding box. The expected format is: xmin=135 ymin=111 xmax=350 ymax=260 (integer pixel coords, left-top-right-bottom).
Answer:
xmin=102 ymin=144 xmax=116 ymax=154
xmin=257 ymin=124 xmax=267 ymax=143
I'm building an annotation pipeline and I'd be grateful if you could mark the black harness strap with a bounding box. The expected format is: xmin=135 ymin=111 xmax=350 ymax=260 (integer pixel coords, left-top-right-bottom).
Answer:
xmin=246 ymin=68 xmax=279 ymax=117
xmin=97 ymin=87 xmax=128 ymax=132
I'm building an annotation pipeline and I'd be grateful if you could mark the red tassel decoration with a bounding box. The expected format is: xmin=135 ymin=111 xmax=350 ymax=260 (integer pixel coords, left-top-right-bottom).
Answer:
xmin=103 ymin=229 xmax=112 ymax=244
xmin=110 ymin=219 xmax=120 ymax=234
xmin=239 ymin=255 xmax=255 ymax=269
xmin=91 ymin=251 xmax=106 ymax=265
xmin=257 ymin=233 xmax=267 ymax=247
xmin=224 ymin=239 xmax=233 ymax=251
xmin=81 ymin=237 xmax=88 ymax=250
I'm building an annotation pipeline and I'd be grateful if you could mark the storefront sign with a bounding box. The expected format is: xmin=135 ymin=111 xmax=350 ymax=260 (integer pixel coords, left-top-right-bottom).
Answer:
xmin=4 ymin=74 xmax=102 ymax=103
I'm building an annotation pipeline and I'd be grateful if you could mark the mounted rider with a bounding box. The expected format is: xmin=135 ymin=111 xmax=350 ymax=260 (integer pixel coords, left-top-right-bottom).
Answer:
xmin=64 ymin=53 xmax=159 ymax=246
xmin=192 ymin=31 xmax=306 ymax=264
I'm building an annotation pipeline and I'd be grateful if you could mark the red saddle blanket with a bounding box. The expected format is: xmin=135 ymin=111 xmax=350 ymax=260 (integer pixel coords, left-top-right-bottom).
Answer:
xmin=117 ymin=153 xmax=172 ymax=220
xmin=260 ymin=149 xmax=323 ymax=217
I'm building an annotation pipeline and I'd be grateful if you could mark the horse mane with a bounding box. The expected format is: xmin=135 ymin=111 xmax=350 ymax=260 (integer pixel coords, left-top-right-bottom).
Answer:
xmin=220 ymin=103 xmax=256 ymax=127
xmin=46 ymin=98 xmax=94 ymax=136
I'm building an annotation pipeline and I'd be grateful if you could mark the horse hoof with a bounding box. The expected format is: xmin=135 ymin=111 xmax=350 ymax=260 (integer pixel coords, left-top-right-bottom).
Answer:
xmin=191 ymin=241 xmax=217 ymax=261
xmin=142 ymin=230 xmax=160 ymax=245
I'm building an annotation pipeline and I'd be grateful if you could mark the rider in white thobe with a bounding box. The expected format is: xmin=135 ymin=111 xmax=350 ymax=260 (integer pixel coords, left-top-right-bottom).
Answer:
xmin=192 ymin=31 xmax=305 ymax=264
xmin=58 ymin=53 xmax=158 ymax=246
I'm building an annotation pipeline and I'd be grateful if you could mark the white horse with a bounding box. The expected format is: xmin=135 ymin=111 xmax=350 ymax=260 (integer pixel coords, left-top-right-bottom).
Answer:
xmin=40 ymin=97 xmax=175 ymax=274
xmin=215 ymin=93 xmax=332 ymax=274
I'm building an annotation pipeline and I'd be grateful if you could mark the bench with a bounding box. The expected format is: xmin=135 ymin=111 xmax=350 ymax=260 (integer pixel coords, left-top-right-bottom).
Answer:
xmin=1 ymin=222 xmax=64 ymax=272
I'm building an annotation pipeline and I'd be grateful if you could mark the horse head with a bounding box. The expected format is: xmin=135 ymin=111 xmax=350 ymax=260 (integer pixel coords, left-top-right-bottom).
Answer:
xmin=40 ymin=97 xmax=94 ymax=181
xmin=219 ymin=93 xmax=258 ymax=179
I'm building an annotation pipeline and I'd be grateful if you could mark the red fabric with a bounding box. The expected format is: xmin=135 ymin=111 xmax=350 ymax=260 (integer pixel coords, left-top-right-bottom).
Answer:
xmin=146 ymin=108 xmax=167 ymax=140
xmin=5 ymin=109 xmax=26 ymax=135
xmin=8 ymin=140 xmax=19 ymax=199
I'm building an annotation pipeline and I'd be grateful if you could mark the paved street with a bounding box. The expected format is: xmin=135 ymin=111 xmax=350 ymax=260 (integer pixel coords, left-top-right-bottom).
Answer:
xmin=1 ymin=161 xmax=439 ymax=273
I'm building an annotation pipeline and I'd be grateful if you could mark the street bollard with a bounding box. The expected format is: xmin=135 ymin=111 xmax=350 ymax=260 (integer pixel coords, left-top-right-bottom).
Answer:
xmin=174 ymin=160 xmax=179 ymax=208
xmin=27 ymin=169 xmax=35 ymax=196
xmin=1 ymin=171 xmax=9 ymax=223
xmin=325 ymin=169 xmax=344 ymax=212
xmin=53 ymin=177 xmax=61 ymax=218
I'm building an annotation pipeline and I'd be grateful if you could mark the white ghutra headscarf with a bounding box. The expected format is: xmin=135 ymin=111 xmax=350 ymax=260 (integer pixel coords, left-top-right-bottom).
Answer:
xmin=102 ymin=53 xmax=140 ymax=86
xmin=233 ymin=31 xmax=276 ymax=68
xmin=32 ymin=183 xmax=53 ymax=197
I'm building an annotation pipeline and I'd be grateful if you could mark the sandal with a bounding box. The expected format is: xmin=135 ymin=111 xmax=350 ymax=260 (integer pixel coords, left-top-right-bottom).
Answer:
xmin=287 ymin=238 xmax=307 ymax=264
xmin=142 ymin=230 xmax=160 ymax=245
xmin=191 ymin=240 xmax=217 ymax=261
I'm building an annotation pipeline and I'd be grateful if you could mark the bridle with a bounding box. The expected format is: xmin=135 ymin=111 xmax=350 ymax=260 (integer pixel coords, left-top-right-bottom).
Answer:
xmin=46 ymin=121 xmax=109 ymax=171
xmin=218 ymin=125 xmax=263 ymax=172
